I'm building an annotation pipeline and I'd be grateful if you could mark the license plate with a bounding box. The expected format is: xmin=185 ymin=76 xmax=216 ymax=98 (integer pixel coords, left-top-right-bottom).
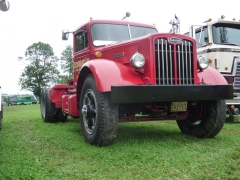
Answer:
xmin=171 ymin=102 xmax=187 ymax=112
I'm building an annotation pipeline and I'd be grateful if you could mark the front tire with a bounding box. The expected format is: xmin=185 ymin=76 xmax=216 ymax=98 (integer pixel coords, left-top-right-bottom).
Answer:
xmin=40 ymin=88 xmax=57 ymax=123
xmin=177 ymin=100 xmax=226 ymax=138
xmin=80 ymin=75 xmax=118 ymax=147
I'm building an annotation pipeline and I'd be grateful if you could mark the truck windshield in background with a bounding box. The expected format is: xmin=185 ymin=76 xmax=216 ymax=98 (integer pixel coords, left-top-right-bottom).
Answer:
xmin=91 ymin=23 xmax=157 ymax=46
xmin=212 ymin=23 xmax=240 ymax=45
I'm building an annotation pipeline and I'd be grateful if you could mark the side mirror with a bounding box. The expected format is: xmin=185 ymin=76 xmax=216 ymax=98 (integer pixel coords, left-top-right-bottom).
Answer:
xmin=0 ymin=0 xmax=10 ymax=11
xmin=62 ymin=29 xmax=69 ymax=40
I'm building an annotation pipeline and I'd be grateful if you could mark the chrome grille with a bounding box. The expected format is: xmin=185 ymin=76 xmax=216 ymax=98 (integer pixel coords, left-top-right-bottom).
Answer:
xmin=233 ymin=77 xmax=240 ymax=89
xmin=234 ymin=62 xmax=240 ymax=89
xmin=155 ymin=38 xmax=194 ymax=85
xmin=235 ymin=62 xmax=240 ymax=76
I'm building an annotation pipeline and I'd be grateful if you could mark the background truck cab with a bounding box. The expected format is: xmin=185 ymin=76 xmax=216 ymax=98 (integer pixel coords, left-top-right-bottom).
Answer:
xmin=186 ymin=15 xmax=240 ymax=122
xmin=40 ymin=15 xmax=233 ymax=146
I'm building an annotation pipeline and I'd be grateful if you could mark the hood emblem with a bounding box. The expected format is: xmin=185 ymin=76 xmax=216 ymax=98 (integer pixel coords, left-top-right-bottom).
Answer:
xmin=168 ymin=37 xmax=182 ymax=44
xmin=113 ymin=52 xmax=124 ymax=58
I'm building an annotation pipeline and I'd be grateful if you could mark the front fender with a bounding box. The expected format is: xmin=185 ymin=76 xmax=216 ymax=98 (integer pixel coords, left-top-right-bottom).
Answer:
xmin=78 ymin=59 xmax=143 ymax=92
xmin=197 ymin=66 xmax=228 ymax=84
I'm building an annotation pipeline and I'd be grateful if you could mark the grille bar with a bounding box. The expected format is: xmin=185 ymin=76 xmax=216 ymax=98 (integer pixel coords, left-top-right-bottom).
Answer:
xmin=156 ymin=39 xmax=174 ymax=85
xmin=177 ymin=41 xmax=193 ymax=85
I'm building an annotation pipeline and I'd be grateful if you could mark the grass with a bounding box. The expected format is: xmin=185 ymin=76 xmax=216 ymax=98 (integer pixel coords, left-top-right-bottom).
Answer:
xmin=0 ymin=105 xmax=240 ymax=180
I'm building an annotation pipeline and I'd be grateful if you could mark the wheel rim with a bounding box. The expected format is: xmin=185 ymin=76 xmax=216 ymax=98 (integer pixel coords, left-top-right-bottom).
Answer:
xmin=187 ymin=102 xmax=206 ymax=126
xmin=82 ymin=89 xmax=97 ymax=135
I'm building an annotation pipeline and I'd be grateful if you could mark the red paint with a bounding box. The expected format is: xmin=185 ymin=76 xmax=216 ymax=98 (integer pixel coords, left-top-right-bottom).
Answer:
xmin=68 ymin=95 xmax=79 ymax=117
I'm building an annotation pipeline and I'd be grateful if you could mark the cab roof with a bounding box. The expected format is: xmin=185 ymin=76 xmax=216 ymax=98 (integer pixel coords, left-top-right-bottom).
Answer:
xmin=74 ymin=19 xmax=157 ymax=34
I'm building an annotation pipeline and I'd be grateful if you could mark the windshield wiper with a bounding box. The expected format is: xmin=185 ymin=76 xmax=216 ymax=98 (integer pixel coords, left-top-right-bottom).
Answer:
xmin=221 ymin=42 xmax=239 ymax=46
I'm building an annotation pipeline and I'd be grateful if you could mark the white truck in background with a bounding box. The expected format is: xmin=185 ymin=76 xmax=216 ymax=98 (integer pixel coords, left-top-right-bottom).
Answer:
xmin=0 ymin=0 xmax=10 ymax=129
xmin=0 ymin=86 xmax=2 ymax=130
xmin=186 ymin=15 xmax=240 ymax=122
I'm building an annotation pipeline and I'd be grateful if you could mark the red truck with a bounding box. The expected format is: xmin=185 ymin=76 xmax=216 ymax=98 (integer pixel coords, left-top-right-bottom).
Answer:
xmin=40 ymin=15 xmax=233 ymax=147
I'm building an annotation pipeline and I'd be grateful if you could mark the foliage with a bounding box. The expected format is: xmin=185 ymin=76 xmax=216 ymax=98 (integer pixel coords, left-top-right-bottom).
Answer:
xmin=18 ymin=42 xmax=60 ymax=97
xmin=60 ymin=45 xmax=73 ymax=79
xmin=57 ymin=75 xmax=70 ymax=84
xmin=3 ymin=96 xmax=11 ymax=106
xmin=1 ymin=105 xmax=240 ymax=179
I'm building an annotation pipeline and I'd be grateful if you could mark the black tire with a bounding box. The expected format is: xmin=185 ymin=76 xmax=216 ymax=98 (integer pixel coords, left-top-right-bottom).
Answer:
xmin=177 ymin=100 xmax=226 ymax=138
xmin=56 ymin=109 xmax=67 ymax=122
xmin=80 ymin=75 xmax=119 ymax=147
xmin=40 ymin=88 xmax=57 ymax=123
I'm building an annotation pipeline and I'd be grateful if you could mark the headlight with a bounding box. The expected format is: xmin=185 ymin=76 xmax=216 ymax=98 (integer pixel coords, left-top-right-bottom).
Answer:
xmin=130 ymin=52 xmax=145 ymax=68
xmin=197 ymin=56 xmax=208 ymax=70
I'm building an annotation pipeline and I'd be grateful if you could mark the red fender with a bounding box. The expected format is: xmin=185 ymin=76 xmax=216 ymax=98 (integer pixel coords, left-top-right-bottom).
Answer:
xmin=197 ymin=66 xmax=228 ymax=84
xmin=78 ymin=59 xmax=143 ymax=93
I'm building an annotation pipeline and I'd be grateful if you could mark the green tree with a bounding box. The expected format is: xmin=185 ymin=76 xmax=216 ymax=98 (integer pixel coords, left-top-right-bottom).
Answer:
xmin=3 ymin=96 xmax=11 ymax=106
xmin=18 ymin=42 xmax=60 ymax=97
xmin=60 ymin=45 xmax=73 ymax=80
xmin=57 ymin=75 xmax=70 ymax=84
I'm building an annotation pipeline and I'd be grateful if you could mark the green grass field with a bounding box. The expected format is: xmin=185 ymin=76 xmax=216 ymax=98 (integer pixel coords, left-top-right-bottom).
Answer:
xmin=0 ymin=105 xmax=240 ymax=180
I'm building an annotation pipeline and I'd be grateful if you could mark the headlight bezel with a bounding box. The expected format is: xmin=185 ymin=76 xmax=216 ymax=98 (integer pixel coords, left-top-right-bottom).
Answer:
xmin=130 ymin=52 xmax=145 ymax=68
xmin=197 ymin=56 xmax=209 ymax=70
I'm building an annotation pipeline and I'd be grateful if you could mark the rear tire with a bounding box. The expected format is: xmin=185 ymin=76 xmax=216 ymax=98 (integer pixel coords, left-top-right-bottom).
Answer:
xmin=40 ymin=88 xmax=57 ymax=123
xmin=177 ymin=100 xmax=226 ymax=138
xmin=56 ymin=109 xmax=67 ymax=122
xmin=80 ymin=75 xmax=118 ymax=147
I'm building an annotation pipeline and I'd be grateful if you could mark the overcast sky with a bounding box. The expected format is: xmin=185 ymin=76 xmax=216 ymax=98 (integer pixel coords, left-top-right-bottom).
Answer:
xmin=0 ymin=0 xmax=239 ymax=94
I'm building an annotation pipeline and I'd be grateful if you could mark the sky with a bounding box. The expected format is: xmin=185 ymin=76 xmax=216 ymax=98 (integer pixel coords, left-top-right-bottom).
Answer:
xmin=0 ymin=0 xmax=240 ymax=94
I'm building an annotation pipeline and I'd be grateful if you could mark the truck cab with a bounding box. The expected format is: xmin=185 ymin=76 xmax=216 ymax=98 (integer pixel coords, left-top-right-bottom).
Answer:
xmin=186 ymin=15 xmax=240 ymax=122
xmin=40 ymin=15 xmax=233 ymax=146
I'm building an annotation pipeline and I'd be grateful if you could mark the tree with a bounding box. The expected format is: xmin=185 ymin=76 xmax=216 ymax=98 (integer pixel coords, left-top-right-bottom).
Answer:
xmin=18 ymin=42 xmax=60 ymax=97
xmin=3 ymin=96 xmax=11 ymax=106
xmin=57 ymin=75 xmax=70 ymax=84
xmin=59 ymin=45 xmax=73 ymax=83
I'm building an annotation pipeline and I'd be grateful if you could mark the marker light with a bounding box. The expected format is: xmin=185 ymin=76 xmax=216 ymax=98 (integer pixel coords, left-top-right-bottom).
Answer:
xmin=95 ymin=51 xmax=102 ymax=58
xmin=233 ymin=18 xmax=236 ymax=21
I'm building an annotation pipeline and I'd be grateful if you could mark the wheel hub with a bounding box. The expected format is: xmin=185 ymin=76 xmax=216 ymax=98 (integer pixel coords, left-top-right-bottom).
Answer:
xmin=82 ymin=89 xmax=97 ymax=135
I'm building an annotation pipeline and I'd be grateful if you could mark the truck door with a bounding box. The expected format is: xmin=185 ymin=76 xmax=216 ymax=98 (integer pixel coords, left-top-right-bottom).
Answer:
xmin=73 ymin=28 xmax=91 ymax=85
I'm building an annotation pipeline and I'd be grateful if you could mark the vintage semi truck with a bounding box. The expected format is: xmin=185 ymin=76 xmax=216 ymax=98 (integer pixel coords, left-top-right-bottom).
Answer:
xmin=186 ymin=15 xmax=240 ymax=122
xmin=40 ymin=14 xmax=233 ymax=146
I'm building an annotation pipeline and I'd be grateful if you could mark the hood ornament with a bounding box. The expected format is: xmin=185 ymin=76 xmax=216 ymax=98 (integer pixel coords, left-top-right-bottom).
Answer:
xmin=169 ymin=14 xmax=180 ymax=34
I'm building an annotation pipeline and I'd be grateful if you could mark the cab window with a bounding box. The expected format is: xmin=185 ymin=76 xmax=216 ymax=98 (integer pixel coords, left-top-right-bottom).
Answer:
xmin=195 ymin=26 xmax=208 ymax=47
xmin=75 ymin=30 xmax=88 ymax=52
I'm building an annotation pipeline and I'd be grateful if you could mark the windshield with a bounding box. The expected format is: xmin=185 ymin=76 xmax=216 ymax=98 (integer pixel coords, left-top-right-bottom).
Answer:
xmin=212 ymin=23 xmax=240 ymax=45
xmin=91 ymin=23 xmax=157 ymax=46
